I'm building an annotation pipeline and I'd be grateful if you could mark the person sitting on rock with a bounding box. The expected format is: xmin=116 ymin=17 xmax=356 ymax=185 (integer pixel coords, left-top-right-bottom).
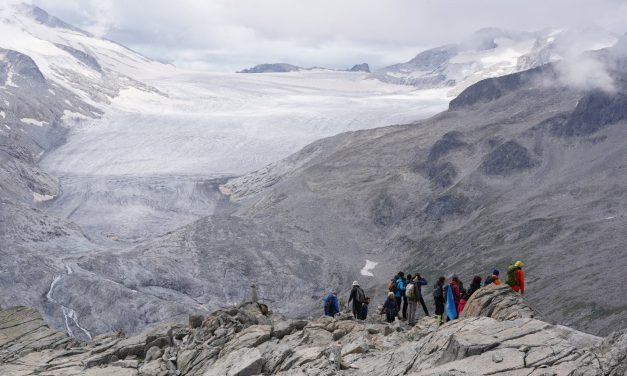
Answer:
xmin=490 ymin=269 xmax=502 ymax=285
xmin=380 ymin=292 xmax=398 ymax=323
xmin=324 ymin=290 xmax=340 ymax=317
xmin=348 ymin=281 xmax=366 ymax=319
xmin=432 ymin=276 xmax=446 ymax=324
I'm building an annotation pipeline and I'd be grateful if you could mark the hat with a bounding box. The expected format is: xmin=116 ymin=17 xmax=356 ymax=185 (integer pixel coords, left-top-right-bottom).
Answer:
xmin=352 ymin=281 xmax=359 ymax=286
xmin=492 ymin=269 xmax=500 ymax=276
xmin=515 ymin=261 xmax=524 ymax=268
xmin=388 ymin=292 xmax=394 ymax=297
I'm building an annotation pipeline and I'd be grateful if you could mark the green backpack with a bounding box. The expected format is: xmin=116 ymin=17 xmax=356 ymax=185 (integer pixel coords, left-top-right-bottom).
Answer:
xmin=506 ymin=264 xmax=517 ymax=287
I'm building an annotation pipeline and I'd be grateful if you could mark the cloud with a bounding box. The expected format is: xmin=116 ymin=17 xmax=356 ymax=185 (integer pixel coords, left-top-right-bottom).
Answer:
xmin=558 ymin=57 xmax=616 ymax=93
xmin=28 ymin=0 xmax=627 ymax=72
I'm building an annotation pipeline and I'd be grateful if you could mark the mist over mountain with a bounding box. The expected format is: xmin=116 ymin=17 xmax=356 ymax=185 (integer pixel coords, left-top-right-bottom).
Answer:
xmin=1 ymin=3 xmax=626 ymax=361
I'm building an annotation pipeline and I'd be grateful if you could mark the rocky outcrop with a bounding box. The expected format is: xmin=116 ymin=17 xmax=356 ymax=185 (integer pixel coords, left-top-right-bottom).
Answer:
xmin=237 ymin=63 xmax=302 ymax=73
xmin=349 ymin=63 xmax=370 ymax=73
xmin=0 ymin=306 xmax=72 ymax=363
xmin=461 ymin=284 xmax=537 ymax=320
xmin=1 ymin=290 xmax=625 ymax=376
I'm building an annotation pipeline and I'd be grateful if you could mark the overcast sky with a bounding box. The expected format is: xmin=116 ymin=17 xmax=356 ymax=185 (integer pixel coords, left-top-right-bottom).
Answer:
xmin=29 ymin=0 xmax=627 ymax=72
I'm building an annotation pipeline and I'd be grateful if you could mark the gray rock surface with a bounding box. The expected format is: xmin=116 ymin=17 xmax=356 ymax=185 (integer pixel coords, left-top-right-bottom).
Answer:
xmin=238 ymin=63 xmax=302 ymax=73
xmin=1 ymin=289 xmax=625 ymax=376
xmin=461 ymin=284 xmax=537 ymax=321
xmin=220 ymin=40 xmax=627 ymax=337
xmin=349 ymin=63 xmax=370 ymax=73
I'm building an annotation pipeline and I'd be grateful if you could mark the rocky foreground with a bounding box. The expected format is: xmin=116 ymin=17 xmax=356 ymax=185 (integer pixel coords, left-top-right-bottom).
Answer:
xmin=0 ymin=285 xmax=625 ymax=376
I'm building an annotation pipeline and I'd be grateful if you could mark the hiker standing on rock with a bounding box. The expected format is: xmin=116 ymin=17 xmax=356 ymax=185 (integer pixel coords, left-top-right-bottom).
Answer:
xmin=324 ymin=290 xmax=340 ymax=317
xmin=466 ymin=276 xmax=482 ymax=298
xmin=507 ymin=261 xmax=525 ymax=294
xmin=406 ymin=274 xmax=418 ymax=325
xmin=433 ymin=276 xmax=446 ymax=324
xmin=414 ymin=273 xmax=429 ymax=317
xmin=394 ymin=272 xmax=408 ymax=320
xmin=445 ymin=275 xmax=462 ymax=321
xmin=348 ymin=281 xmax=366 ymax=319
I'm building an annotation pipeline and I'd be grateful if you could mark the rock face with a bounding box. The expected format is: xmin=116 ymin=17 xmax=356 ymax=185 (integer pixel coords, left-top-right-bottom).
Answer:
xmin=237 ymin=63 xmax=302 ymax=73
xmin=461 ymin=284 xmax=537 ymax=320
xmin=349 ymin=63 xmax=370 ymax=73
xmin=1 ymin=288 xmax=625 ymax=376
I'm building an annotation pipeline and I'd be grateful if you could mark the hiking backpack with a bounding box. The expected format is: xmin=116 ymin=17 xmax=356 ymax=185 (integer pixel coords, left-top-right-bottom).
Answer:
xmin=506 ymin=264 xmax=517 ymax=287
xmin=406 ymin=282 xmax=416 ymax=299
xmin=387 ymin=280 xmax=396 ymax=293
xmin=356 ymin=287 xmax=366 ymax=303
xmin=325 ymin=297 xmax=334 ymax=313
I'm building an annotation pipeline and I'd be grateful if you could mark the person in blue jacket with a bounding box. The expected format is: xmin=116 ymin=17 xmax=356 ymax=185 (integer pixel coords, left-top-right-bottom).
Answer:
xmin=324 ymin=290 xmax=340 ymax=317
xmin=394 ymin=272 xmax=407 ymax=320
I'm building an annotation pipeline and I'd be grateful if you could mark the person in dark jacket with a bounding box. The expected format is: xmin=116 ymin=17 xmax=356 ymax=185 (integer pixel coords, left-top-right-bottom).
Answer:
xmin=380 ymin=292 xmax=398 ymax=323
xmin=432 ymin=276 xmax=445 ymax=324
xmin=413 ymin=273 xmax=429 ymax=316
xmin=466 ymin=276 xmax=482 ymax=299
xmin=347 ymin=281 xmax=365 ymax=319
xmin=324 ymin=290 xmax=340 ymax=317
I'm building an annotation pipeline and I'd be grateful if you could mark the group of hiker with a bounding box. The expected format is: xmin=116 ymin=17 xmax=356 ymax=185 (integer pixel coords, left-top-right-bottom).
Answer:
xmin=324 ymin=261 xmax=525 ymax=325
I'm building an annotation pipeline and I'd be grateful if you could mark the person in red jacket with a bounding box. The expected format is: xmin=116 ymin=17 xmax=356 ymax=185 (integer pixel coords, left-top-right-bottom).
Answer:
xmin=512 ymin=261 xmax=525 ymax=294
xmin=444 ymin=275 xmax=462 ymax=322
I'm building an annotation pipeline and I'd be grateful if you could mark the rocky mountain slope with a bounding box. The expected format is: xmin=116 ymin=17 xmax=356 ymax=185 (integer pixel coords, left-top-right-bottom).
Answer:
xmin=218 ymin=39 xmax=627 ymax=336
xmin=2 ymin=2 xmax=626 ymax=345
xmin=52 ymin=37 xmax=627 ymax=339
xmin=1 ymin=285 xmax=625 ymax=376
xmin=372 ymin=27 xmax=618 ymax=94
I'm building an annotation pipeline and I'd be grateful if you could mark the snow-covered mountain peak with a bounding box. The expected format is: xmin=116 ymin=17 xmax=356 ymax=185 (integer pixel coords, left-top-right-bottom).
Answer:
xmin=373 ymin=27 xmax=619 ymax=95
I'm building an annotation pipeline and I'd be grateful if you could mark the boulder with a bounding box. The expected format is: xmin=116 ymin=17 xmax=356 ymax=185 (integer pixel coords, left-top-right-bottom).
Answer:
xmin=145 ymin=346 xmax=163 ymax=362
xmin=272 ymin=319 xmax=307 ymax=339
xmin=460 ymin=284 xmax=536 ymax=320
xmin=219 ymin=324 xmax=272 ymax=356
xmin=204 ymin=347 xmax=264 ymax=376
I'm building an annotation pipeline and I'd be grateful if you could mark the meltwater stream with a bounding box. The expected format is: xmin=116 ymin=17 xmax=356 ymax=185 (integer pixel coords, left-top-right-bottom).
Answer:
xmin=46 ymin=264 xmax=92 ymax=340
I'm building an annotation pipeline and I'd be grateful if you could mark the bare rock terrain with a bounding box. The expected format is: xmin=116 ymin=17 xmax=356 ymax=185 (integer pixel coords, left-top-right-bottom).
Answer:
xmin=1 ymin=285 xmax=625 ymax=376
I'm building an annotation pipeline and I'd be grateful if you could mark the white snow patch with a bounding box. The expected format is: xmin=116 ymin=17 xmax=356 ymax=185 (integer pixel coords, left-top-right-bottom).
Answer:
xmin=48 ymin=89 xmax=55 ymax=95
xmin=33 ymin=192 xmax=55 ymax=202
xmin=21 ymin=118 xmax=47 ymax=127
xmin=62 ymin=110 xmax=88 ymax=121
xmin=3 ymin=124 xmax=9 ymax=130
xmin=65 ymin=264 xmax=73 ymax=274
xmin=0 ymin=111 xmax=5 ymax=118
xmin=360 ymin=260 xmax=378 ymax=277
xmin=5 ymin=67 xmax=18 ymax=87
